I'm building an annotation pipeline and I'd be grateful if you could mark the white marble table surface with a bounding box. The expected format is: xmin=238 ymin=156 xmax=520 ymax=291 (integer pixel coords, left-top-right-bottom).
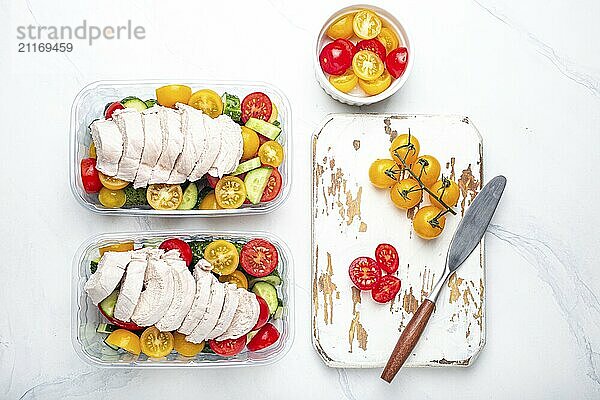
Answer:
xmin=1 ymin=0 xmax=599 ymax=398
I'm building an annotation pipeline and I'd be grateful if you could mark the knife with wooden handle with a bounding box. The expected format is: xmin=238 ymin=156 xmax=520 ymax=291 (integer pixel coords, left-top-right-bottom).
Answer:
xmin=381 ymin=175 xmax=506 ymax=383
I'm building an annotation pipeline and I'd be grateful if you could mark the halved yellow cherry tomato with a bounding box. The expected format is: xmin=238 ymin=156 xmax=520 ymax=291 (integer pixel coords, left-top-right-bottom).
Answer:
xmin=204 ymin=239 xmax=239 ymax=275
xmin=352 ymin=50 xmax=384 ymax=81
xmin=219 ymin=270 xmax=249 ymax=289
xmin=198 ymin=191 xmax=222 ymax=210
xmin=258 ymin=140 xmax=284 ymax=168
xmin=329 ymin=69 xmax=358 ymax=93
xmin=98 ymin=187 xmax=126 ymax=208
xmin=156 ymin=84 xmax=192 ymax=108
xmin=146 ymin=184 xmax=183 ymax=210
xmin=377 ymin=27 xmax=399 ymax=53
xmin=358 ymin=70 xmax=392 ymax=95
xmin=105 ymin=329 xmax=141 ymax=355
xmin=326 ymin=13 xmax=355 ymax=39
xmin=89 ymin=142 xmax=96 ymax=158
xmin=173 ymin=332 xmax=204 ymax=357
xmin=140 ymin=327 xmax=174 ymax=358
xmin=268 ymin=102 xmax=279 ymax=123
xmin=215 ymin=176 xmax=246 ymax=209
xmin=188 ymin=89 xmax=223 ymax=118
xmin=99 ymin=241 xmax=134 ymax=256
xmin=98 ymin=172 xmax=129 ymax=190
xmin=413 ymin=206 xmax=446 ymax=240
xmin=353 ymin=9 xmax=382 ymax=39
xmin=241 ymin=126 xmax=260 ymax=161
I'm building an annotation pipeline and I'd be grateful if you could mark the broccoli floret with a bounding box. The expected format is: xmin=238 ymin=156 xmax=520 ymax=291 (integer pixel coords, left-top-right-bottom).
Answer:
xmin=123 ymin=186 xmax=148 ymax=207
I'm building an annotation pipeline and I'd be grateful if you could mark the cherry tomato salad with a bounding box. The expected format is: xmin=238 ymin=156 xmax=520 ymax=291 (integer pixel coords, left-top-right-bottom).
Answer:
xmin=80 ymin=84 xmax=285 ymax=211
xmin=320 ymin=9 xmax=409 ymax=97
xmin=349 ymin=243 xmax=401 ymax=304
xmin=90 ymin=236 xmax=285 ymax=359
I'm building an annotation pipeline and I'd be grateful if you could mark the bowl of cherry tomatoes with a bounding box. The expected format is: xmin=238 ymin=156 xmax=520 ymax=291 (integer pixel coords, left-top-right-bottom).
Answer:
xmin=314 ymin=5 xmax=413 ymax=106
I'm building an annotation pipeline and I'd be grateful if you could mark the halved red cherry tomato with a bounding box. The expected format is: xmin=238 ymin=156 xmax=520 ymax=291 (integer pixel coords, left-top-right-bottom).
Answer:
xmin=241 ymin=92 xmax=272 ymax=123
xmin=371 ymin=275 xmax=401 ymax=303
xmin=348 ymin=257 xmax=381 ymax=290
xmin=319 ymin=41 xmax=353 ymax=75
xmin=80 ymin=158 xmax=103 ymax=193
xmin=206 ymin=175 xmax=219 ymax=189
xmin=253 ymin=295 xmax=270 ymax=331
xmin=98 ymin=305 xmax=142 ymax=331
xmin=260 ymin=168 xmax=282 ymax=202
xmin=258 ymin=134 xmax=271 ymax=146
xmin=334 ymin=38 xmax=357 ymax=57
xmin=240 ymin=239 xmax=279 ymax=277
xmin=386 ymin=47 xmax=409 ymax=78
xmin=247 ymin=323 xmax=280 ymax=352
xmin=159 ymin=238 xmax=193 ymax=266
xmin=356 ymin=39 xmax=386 ymax=62
xmin=209 ymin=336 xmax=246 ymax=357
xmin=104 ymin=102 xmax=124 ymax=119
xmin=375 ymin=243 xmax=399 ymax=274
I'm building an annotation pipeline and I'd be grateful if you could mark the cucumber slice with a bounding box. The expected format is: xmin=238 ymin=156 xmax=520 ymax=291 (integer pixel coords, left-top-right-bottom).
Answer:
xmin=90 ymin=257 xmax=100 ymax=274
xmin=121 ymin=96 xmax=148 ymax=111
xmin=244 ymin=167 xmax=272 ymax=204
xmin=274 ymin=306 xmax=284 ymax=320
xmin=245 ymin=118 xmax=281 ymax=140
xmin=222 ymin=93 xmax=242 ymax=122
xmin=249 ymin=271 xmax=282 ymax=288
xmin=195 ymin=186 xmax=213 ymax=209
xmin=177 ymin=182 xmax=198 ymax=210
xmin=96 ymin=323 xmax=118 ymax=334
xmin=144 ymin=99 xmax=158 ymax=108
xmin=232 ymin=157 xmax=261 ymax=176
xmin=252 ymin=282 xmax=278 ymax=314
xmin=99 ymin=290 xmax=119 ymax=318
xmin=104 ymin=338 xmax=119 ymax=351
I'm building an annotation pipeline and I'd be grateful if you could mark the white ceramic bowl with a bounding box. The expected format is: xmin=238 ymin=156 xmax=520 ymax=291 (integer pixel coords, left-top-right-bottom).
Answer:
xmin=314 ymin=4 xmax=414 ymax=106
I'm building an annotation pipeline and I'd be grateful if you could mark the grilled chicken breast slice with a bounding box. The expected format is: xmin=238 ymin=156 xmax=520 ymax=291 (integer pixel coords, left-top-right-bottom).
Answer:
xmin=84 ymin=251 xmax=132 ymax=305
xmin=90 ymin=119 xmax=123 ymax=177
xmin=113 ymin=249 xmax=149 ymax=321
xmin=133 ymin=107 xmax=164 ymax=188
xmin=178 ymin=259 xmax=214 ymax=335
xmin=113 ymin=108 xmax=145 ymax=182
xmin=148 ymin=107 xmax=184 ymax=184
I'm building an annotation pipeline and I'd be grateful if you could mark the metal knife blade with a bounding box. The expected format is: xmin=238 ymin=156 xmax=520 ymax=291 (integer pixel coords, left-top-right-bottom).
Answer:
xmin=446 ymin=175 xmax=506 ymax=272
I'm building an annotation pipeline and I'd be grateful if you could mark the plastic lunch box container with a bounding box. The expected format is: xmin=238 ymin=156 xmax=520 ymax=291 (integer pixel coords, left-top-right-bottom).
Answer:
xmin=71 ymin=230 xmax=294 ymax=368
xmin=69 ymin=80 xmax=292 ymax=217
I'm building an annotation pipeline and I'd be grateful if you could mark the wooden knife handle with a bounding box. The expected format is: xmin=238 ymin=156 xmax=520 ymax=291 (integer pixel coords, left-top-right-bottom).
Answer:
xmin=381 ymin=299 xmax=436 ymax=383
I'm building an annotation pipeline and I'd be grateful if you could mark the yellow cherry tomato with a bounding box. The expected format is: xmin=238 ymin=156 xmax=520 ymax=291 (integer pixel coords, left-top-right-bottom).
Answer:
xmin=329 ymin=69 xmax=358 ymax=93
xmin=377 ymin=27 xmax=399 ymax=53
xmin=98 ymin=172 xmax=129 ymax=190
xmin=140 ymin=327 xmax=174 ymax=358
xmin=429 ymin=177 xmax=460 ymax=209
xmin=89 ymin=142 xmax=97 ymax=158
xmin=204 ymin=239 xmax=239 ymax=275
xmin=215 ymin=176 xmax=246 ymax=209
xmin=358 ymin=70 xmax=392 ymax=96
xmin=326 ymin=13 xmax=355 ymax=39
xmin=156 ymin=84 xmax=192 ymax=108
xmin=258 ymin=140 xmax=284 ymax=168
xmin=173 ymin=332 xmax=204 ymax=357
xmin=389 ymin=133 xmax=420 ymax=167
xmin=105 ymin=329 xmax=141 ymax=355
xmin=146 ymin=184 xmax=183 ymax=210
xmin=352 ymin=50 xmax=384 ymax=81
xmin=99 ymin=241 xmax=134 ymax=256
xmin=413 ymin=206 xmax=446 ymax=239
xmin=353 ymin=9 xmax=382 ymax=39
xmin=369 ymin=159 xmax=401 ymax=188
xmin=188 ymin=89 xmax=223 ymax=118
xmin=390 ymin=178 xmax=423 ymax=209
xmin=198 ymin=191 xmax=222 ymax=210
xmin=410 ymin=155 xmax=441 ymax=188
xmin=219 ymin=270 xmax=249 ymax=289
xmin=98 ymin=187 xmax=126 ymax=208
xmin=268 ymin=102 xmax=279 ymax=123
xmin=241 ymin=126 xmax=260 ymax=161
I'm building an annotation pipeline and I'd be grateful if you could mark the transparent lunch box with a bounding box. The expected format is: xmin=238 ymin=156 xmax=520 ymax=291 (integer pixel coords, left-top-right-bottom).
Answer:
xmin=69 ymin=80 xmax=292 ymax=216
xmin=71 ymin=230 xmax=294 ymax=368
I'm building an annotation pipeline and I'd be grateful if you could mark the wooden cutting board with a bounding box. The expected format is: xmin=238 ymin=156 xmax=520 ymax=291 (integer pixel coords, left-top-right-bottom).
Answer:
xmin=311 ymin=114 xmax=485 ymax=368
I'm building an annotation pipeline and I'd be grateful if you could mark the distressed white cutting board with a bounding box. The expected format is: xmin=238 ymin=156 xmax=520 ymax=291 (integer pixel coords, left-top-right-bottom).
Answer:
xmin=311 ymin=114 xmax=484 ymax=368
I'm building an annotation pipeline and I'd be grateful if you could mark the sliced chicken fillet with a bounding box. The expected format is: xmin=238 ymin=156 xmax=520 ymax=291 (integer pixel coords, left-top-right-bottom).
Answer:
xmin=84 ymin=251 xmax=132 ymax=305
xmin=216 ymin=289 xmax=260 ymax=341
xmin=90 ymin=119 xmax=123 ymax=177
xmin=113 ymin=249 xmax=149 ymax=321
xmin=205 ymin=283 xmax=241 ymax=340
xmin=167 ymin=105 xmax=199 ymax=184
xmin=149 ymin=107 xmax=184 ymax=184
xmin=134 ymin=106 xmax=164 ymax=188
xmin=178 ymin=259 xmax=214 ymax=335
xmin=113 ymin=108 xmax=145 ymax=182
xmin=186 ymin=277 xmax=226 ymax=344
xmin=188 ymin=113 xmax=221 ymax=181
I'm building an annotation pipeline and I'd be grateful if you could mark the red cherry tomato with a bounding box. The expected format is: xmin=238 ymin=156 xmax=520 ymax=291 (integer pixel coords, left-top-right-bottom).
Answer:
xmin=209 ymin=336 xmax=246 ymax=357
xmin=258 ymin=134 xmax=271 ymax=147
xmin=253 ymin=295 xmax=270 ymax=331
xmin=104 ymin=101 xmax=125 ymax=119
xmin=247 ymin=323 xmax=280 ymax=352
xmin=241 ymin=92 xmax=272 ymax=123
xmin=260 ymin=168 xmax=282 ymax=203
xmin=375 ymin=243 xmax=399 ymax=274
xmin=159 ymin=238 xmax=193 ymax=266
xmin=386 ymin=47 xmax=409 ymax=78
xmin=334 ymin=38 xmax=357 ymax=57
xmin=319 ymin=41 xmax=353 ymax=75
xmin=80 ymin=158 xmax=103 ymax=193
xmin=98 ymin=305 xmax=143 ymax=331
xmin=348 ymin=257 xmax=381 ymax=290
xmin=371 ymin=275 xmax=401 ymax=303
xmin=356 ymin=39 xmax=386 ymax=62
xmin=206 ymin=175 xmax=219 ymax=188
xmin=240 ymin=239 xmax=279 ymax=277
